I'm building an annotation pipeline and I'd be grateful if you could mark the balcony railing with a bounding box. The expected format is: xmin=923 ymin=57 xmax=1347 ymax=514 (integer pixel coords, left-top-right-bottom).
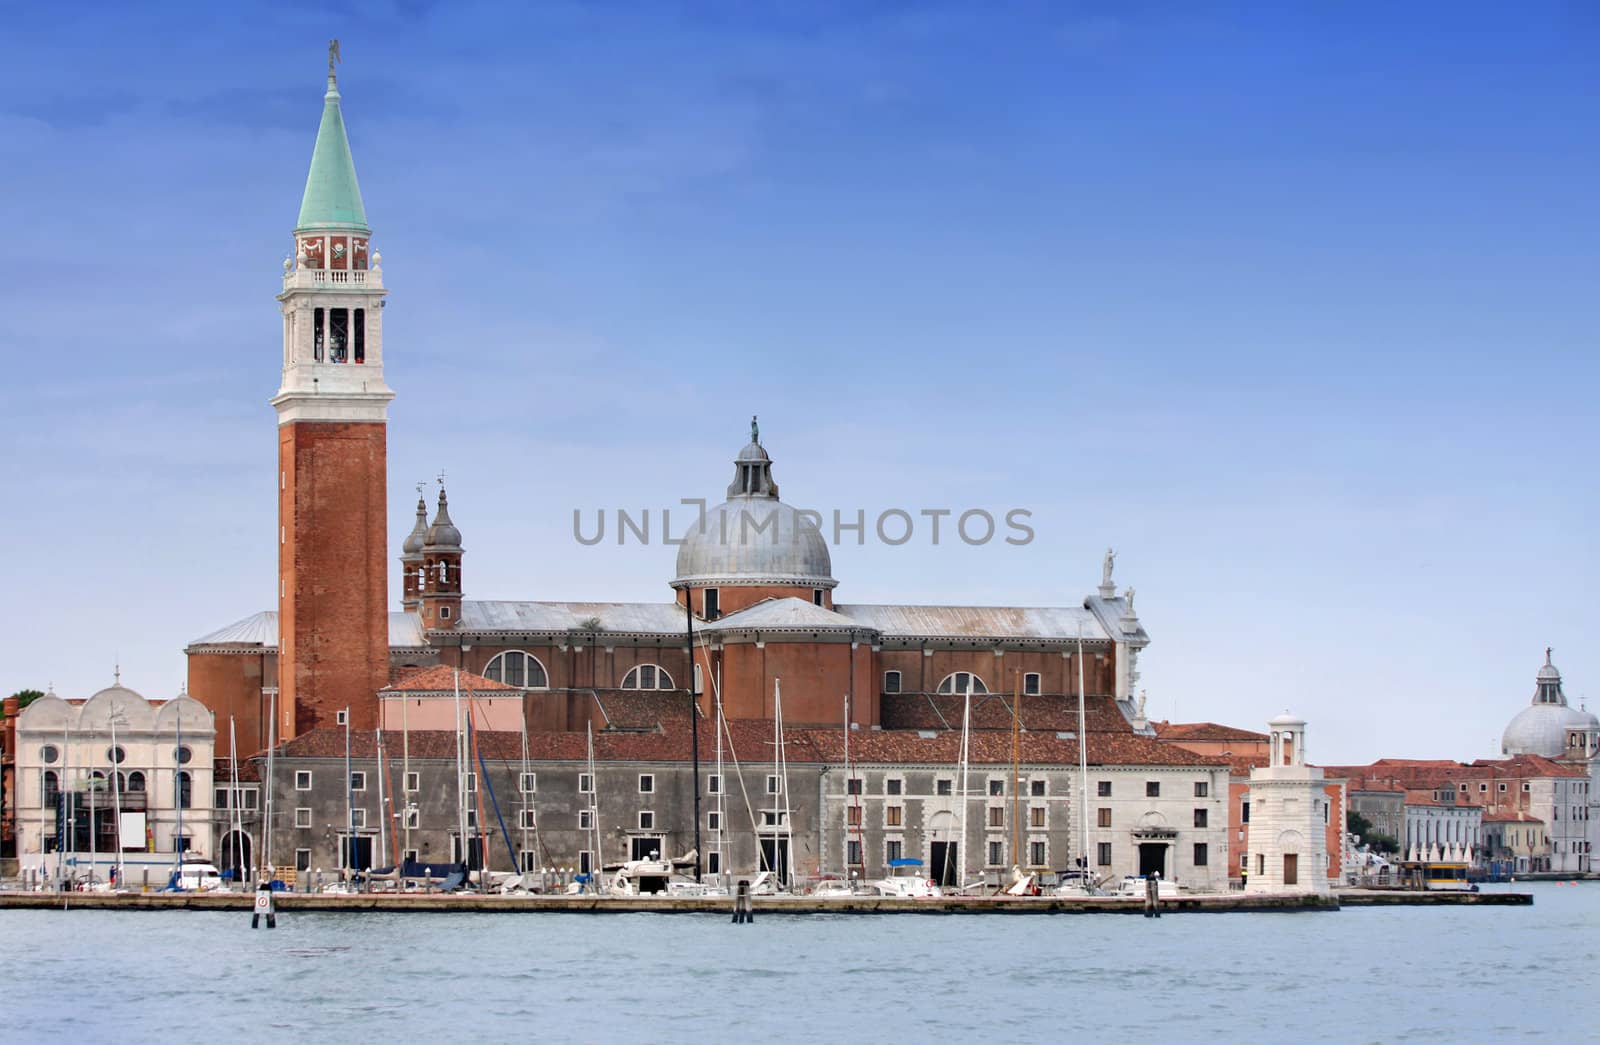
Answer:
xmin=282 ymin=267 xmax=381 ymax=291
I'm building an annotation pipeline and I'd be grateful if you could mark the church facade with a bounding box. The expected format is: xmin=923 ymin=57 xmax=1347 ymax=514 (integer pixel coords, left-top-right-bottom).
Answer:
xmin=184 ymin=53 xmax=1235 ymax=887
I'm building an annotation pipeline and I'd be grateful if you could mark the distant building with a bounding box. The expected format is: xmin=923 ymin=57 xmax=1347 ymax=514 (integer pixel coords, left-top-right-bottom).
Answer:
xmin=1244 ymin=714 xmax=1332 ymax=896
xmin=1323 ymin=650 xmax=1599 ymax=875
xmin=12 ymin=680 xmax=217 ymax=885
xmin=1481 ymin=810 xmax=1549 ymax=874
xmin=1401 ymin=787 xmax=1482 ymax=857
xmin=1155 ymin=718 xmax=1346 ymax=883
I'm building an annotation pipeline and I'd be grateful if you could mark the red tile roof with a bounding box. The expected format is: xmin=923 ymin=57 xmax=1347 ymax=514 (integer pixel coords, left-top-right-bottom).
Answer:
xmin=1154 ymin=721 xmax=1269 ymax=743
xmin=380 ymin=666 xmax=517 ymax=693
xmin=271 ymin=718 xmax=1229 ymax=769
xmin=879 ymin=692 xmax=1130 ymax=733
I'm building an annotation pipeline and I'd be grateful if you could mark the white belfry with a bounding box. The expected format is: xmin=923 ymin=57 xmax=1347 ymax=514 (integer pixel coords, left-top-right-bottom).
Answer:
xmin=1244 ymin=712 xmax=1331 ymax=896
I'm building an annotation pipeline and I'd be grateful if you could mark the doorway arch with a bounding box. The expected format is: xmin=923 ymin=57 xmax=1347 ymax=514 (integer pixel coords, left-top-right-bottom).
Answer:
xmin=219 ymin=830 xmax=253 ymax=884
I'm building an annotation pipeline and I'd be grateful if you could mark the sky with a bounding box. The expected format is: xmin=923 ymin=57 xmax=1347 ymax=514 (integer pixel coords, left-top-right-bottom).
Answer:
xmin=1 ymin=1 xmax=1595 ymax=764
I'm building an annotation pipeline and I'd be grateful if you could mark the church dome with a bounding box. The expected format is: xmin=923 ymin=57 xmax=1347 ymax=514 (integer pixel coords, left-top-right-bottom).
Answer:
xmin=1502 ymin=648 xmax=1588 ymax=757
xmin=1502 ymin=703 xmax=1588 ymax=758
xmin=674 ymin=424 xmax=834 ymax=590
xmin=401 ymin=494 xmax=429 ymax=557
xmin=423 ymin=487 xmax=462 ymax=551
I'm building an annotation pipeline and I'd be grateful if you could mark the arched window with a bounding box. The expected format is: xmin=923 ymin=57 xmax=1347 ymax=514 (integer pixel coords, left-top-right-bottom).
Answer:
xmin=177 ymin=771 xmax=193 ymax=810
xmin=42 ymin=770 xmax=59 ymax=806
xmin=127 ymin=771 xmax=146 ymax=793
xmin=622 ymin=664 xmax=674 ymax=690
xmin=483 ymin=650 xmax=548 ymax=688
xmin=936 ymin=671 xmax=988 ymax=695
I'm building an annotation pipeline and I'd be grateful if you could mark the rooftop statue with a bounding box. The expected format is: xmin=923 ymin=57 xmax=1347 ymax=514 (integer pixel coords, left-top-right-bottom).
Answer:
xmin=1102 ymin=547 xmax=1115 ymax=588
xmin=751 ymin=414 xmax=760 ymax=445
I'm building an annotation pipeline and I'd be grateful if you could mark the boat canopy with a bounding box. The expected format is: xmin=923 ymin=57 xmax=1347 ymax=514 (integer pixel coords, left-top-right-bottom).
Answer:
xmin=888 ymin=858 xmax=924 ymax=868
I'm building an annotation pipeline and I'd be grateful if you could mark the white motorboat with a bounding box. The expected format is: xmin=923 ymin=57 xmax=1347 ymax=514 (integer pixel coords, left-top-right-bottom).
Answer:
xmin=869 ymin=859 xmax=943 ymax=898
xmin=1116 ymin=875 xmax=1180 ymax=899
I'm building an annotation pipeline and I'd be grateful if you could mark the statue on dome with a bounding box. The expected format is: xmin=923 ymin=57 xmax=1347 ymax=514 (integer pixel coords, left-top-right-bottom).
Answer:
xmin=751 ymin=415 xmax=760 ymax=445
xmin=1102 ymin=547 xmax=1115 ymax=588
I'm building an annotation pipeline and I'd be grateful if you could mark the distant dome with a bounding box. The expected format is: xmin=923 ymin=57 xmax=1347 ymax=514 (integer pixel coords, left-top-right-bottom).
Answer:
xmin=1502 ymin=703 xmax=1589 ymax=758
xmin=402 ymin=495 xmax=429 ymax=557
xmin=1502 ymin=648 xmax=1588 ymax=757
xmin=424 ymin=488 xmax=462 ymax=551
xmin=675 ymin=499 xmax=834 ymax=588
xmin=674 ymin=429 xmax=834 ymax=589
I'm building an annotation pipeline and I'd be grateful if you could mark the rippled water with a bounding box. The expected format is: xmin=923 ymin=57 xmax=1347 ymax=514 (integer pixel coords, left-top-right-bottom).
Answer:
xmin=6 ymin=882 xmax=1595 ymax=1043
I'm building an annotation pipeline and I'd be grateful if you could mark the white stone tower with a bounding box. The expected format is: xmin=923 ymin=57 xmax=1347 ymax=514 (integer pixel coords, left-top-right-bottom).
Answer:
xmin=1244 ymin=712 xmax=1331 ymax=896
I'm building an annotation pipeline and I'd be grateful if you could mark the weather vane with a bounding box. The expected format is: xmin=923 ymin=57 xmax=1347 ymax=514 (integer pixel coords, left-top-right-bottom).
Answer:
xmin=437 ymin=469 xmax=447 ymax=489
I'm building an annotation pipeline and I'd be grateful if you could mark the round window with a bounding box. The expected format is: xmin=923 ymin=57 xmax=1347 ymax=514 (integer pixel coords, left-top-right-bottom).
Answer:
xmin=41 ymin=744 xmax=59 ymax=764
xmin=107 ymin=745 xmax=126 ymax=764
xmin=176 ymin=745 xmax=193 ymax=765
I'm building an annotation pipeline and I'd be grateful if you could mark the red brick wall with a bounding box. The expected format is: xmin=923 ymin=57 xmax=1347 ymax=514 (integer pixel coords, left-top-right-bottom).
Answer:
xmin=874 ymin=647 xmax=1115 ymax=696
xmin=278 ymin=421 xmax=389 ymax=738
xmin=186 ymin=651 xmax=274 ymax=757
xmin=678 ymin=584 xmax=834 ymax=616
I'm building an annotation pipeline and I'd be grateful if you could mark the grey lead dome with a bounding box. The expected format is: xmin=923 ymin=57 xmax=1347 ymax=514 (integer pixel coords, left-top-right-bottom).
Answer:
xmin=1501 ymin=649 xmax=1593 ymax=757
xmin=673 ymin=435 xmax=835 ymax=589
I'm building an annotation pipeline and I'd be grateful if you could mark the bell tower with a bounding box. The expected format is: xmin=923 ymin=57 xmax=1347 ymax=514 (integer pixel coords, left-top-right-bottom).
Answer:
xmin=271 ymin=42 xmax=394 ymax=739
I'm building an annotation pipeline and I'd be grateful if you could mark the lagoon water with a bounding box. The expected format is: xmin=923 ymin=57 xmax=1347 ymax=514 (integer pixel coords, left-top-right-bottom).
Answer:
xmin=6 ymin=882 xmax=1595 ymax=1043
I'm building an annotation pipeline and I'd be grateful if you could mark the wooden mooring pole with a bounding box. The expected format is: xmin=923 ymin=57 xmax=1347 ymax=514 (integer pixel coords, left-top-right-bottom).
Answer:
xmin=731 ymin=880 xmax=754 ymax=924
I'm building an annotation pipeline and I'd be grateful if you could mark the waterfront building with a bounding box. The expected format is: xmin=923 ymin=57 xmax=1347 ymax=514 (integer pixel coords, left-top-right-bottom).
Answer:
xmin=1322 ymin=651 xmax=1598 ymax=875
xmin=1400 ymin=787 xmax=1483 ymax=856
xmin=258 ymin=692 xmax=1234 ymax=891
xmin=1243 ymin=714 xmax=1332 ymax=895
xmin=11 ymin=679 xmax=217 ymax=885
xmin=1155 ymin=719 xmax=1346 ymax=884
xmin=1481 ymin=810 xmax=1549 ymax=875
xmin=1341 ymin=774 xmax=1405 ymax=850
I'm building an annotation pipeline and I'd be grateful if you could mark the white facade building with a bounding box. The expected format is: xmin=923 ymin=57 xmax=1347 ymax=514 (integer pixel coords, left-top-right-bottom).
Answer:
xmin=13 ymin=680 xmax=216 ymax=886
xmin=1244 ymin=713 xmax=1331 ymax=896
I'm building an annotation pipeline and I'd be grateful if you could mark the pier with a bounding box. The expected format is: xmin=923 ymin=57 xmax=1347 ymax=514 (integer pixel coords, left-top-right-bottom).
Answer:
xmin=0 ymin=889 xmax=1529 ymax=914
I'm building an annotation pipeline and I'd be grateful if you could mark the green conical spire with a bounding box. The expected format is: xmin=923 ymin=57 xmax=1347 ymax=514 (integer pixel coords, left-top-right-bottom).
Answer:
xmin=295 ymin=55 xmax=368 ymax=233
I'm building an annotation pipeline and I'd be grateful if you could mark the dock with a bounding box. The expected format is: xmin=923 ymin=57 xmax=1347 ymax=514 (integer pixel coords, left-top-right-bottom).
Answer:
xmin=0 ymin=889 xmax=1528 ymax=914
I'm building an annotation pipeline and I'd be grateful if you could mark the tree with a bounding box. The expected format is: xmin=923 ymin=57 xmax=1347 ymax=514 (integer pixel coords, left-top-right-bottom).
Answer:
xmin=1347 ymin=809 xmax=1398 ymax=855
xmin=4 ymin=689 xmax=45 ymax=717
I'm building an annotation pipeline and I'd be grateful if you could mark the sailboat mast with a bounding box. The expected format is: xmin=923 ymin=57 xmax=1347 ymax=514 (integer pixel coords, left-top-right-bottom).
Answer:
xmin=959 ymin=676 xmax=972 ymax=888
xmin=264 ymin=688 xmax=277 ymax=878
xmin=520 ymin=708 xmax=530 ymax=872
xmin=843 ymin=690 xmax=852 ymax=880
xmin=586 ymin=720 xmax=603 ymax=875
xmin=343 ymin=708 xmax=353 ymax=881
xmin=1011 ymin=671 xmax=1020 ymax=875
xmin=454 ymin=669 xmax=466 ymax=867
xmin=402 ymin=692 xmax=412 ymax=860
xmin=375 ymin=728 xmax=388 ymax=871
xmin=111 ymin=712 xmax=126 ymax=887
xmin=714 ymin=667 xmax=725 ymax=887
xmin=1076 ymin=624 xmax=1090 ymax=892
xmin=775 ymin=678 xmax=791 ymax=885
xmin=228 ymin=716 xmax=240 ymax=885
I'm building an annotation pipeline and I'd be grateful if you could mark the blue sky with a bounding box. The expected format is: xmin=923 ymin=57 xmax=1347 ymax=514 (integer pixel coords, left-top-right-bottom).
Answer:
xmin=2 ymin=1 xmax=1595 ymax=763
